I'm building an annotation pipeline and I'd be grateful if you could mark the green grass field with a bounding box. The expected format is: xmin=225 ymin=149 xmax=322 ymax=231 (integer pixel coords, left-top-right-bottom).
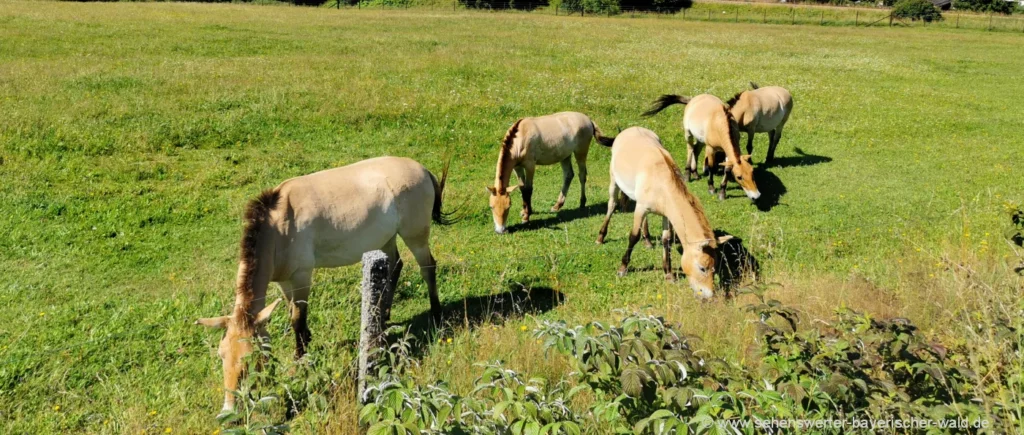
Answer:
xmin=1 ymin=1 xmax=1023 ymax=432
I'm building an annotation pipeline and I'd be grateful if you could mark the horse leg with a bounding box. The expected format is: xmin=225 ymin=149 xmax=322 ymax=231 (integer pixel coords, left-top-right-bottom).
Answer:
xmin=552 ymin=157 xmax=574 ymax=212
xmin=617 ymin=208 xmax=647 ymax=277
xmin=641 ymin=214 xmax=653 ymax=249
xmin=706 ymin=152 xmax=717 ymax=197
xmin=767 ymin=127 xmax=784 ymax=163
xmin=746 ymin=130 xmax=755 ymax=156
xmin=381 ymin=236 xmax=402 ymax=326
xmin=661 ymin=216 xmax=674 ymax=281
xmin=519 ymin=163 xmax=536 ymax=223
xmin=280 ymin=270 xmax=313 ymax=359
xmin=575 ymin=148 xmax=588 ymax=209
xmin=719 ymin=166 xmax=729 ymax=201
xmin=403 ymin=233 xmax=442 ymax=326
xmin=685 ymin=132 xmax=699 ymax=181
xmin=596 ymin=180 xmax=620 ymax=245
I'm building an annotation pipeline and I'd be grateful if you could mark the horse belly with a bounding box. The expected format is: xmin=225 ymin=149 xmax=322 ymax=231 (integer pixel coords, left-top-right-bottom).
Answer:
xmin=312 ymin=211 xmax=399 ymax=269
xmin=614 ymin=172 xmax=638 ymax=201
xmin=755 ymin=111 xmax=785 ymax=132
xmin=531 ymin=142 xmax=574 ymax=165
xmin=530 ymin=127 xmax=579 ymax=166
xmin=685 ymin=121 xmax=708 ymax=144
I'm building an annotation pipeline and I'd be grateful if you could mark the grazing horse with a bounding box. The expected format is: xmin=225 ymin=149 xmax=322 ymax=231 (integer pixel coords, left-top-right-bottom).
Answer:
xmin=195 ymin=156 xmax=450 ymax=412
xmin=595 ymin=127 xmax=732 ymax=298
xmin=726 ymin=82 xmax=794 ymax=163
xmin=643 ymin=94 xmax=761 ymax=202
xmin=487 ymin=112 xmax=612 ymax=234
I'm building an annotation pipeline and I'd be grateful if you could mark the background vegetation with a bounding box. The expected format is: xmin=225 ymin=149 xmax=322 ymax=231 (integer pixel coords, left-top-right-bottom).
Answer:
xmin=892 ymin=0 xmax=943 ymax=21
xmin=1 ymin=1 xmax=1022 ymax=433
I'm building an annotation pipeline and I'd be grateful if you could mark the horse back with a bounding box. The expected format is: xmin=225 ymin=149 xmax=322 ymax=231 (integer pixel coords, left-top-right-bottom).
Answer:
xmin=270 ymin=157 xmax=435 ymax=270
xmin=520 ymin=112 xmax=594 ymax=165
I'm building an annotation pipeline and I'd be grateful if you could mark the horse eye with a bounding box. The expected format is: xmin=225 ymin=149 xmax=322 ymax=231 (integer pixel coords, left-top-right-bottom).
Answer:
xmin=698 ymin=266 xmax=707 ymax=273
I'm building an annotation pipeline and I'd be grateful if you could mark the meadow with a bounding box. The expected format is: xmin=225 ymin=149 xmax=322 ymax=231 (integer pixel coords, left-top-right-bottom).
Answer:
xmin=1 ymin=1 xmax=1022 ymax=432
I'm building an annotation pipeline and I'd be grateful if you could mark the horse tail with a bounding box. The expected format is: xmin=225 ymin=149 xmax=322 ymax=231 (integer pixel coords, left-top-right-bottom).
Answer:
xmin=749 ymin=82 xmax=760 ymax=90
xmin=431 ymin=158 xmax=457 ymax=225
xmin=642 ymin=94 xmax=691 ymax=117
xmin=592 ymin=120 xmax=615 ymax=148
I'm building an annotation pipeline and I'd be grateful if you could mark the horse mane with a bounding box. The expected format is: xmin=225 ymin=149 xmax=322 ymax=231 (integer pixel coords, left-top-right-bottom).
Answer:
xmin=722 ymin=105 xmax=741 ymax=156
xmin=235 ymin=189 xmax=281 ymax=324
xmin=725 ymin=92 xmax=744 ymax=108
xmin=658 ymin=151 xmax=715 ymax=244
xmin=495 ymin=119 xmax=523 ymax=193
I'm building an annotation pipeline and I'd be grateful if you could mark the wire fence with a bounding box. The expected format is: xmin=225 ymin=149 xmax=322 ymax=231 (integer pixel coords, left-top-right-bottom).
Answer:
xmin=331 ymin=0 xmax=1024 ymax=33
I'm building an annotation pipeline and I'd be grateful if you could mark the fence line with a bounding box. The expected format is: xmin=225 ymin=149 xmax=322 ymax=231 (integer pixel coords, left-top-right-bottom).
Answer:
xmin=330 ymin=0 xmax=1024 ymax=33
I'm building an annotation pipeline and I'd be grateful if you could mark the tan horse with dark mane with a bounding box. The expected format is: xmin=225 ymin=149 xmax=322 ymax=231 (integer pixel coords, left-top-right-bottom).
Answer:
xmin=487 ymin=112 xmax=613 ymax=234
xmin=726 ymin=82 xmax=794 ymax=163
xmin=643 ymin=94 xmax=761 ymax=202
xmin=595 ymin=127 xmax=732 ymax=298
xmin=196 ymin=156 xmax=450 ymax=412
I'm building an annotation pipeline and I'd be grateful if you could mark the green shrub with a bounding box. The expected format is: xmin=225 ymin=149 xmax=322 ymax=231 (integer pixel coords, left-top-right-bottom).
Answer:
xmin=892 ymin=0 xmax=944 ymax=21
xmin=351 ymin=288 xmax=1024 ymax=433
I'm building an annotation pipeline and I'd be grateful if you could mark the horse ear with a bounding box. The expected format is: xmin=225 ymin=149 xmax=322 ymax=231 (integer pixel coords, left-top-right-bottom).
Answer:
xmin=741 ymin=155 xmax=752 ymax=163
xmin=486 ymin=186 xmax=497 ymax=195
xmin=255 ymin=298 xmax=283 ymax=326
xmin=716 ymin=235 xmax=734 ymax=245
xmin=195 ymin=316 xmax=230 ymax=329
xmin=505 ymin=184 xmax=520 ymax=194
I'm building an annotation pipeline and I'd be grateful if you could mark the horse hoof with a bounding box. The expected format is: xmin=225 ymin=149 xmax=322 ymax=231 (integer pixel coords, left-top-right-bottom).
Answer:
xmin=551 ymin=206 xmax=561 ymax=212
xmin=664 ymin=273 xmax=675 ymax=282
xmin=644 ymin=240 xmax=654 ymax=249
xmin=616 ymin=267 xmax=628 ymax=277
xmin=718 ymin=192 xmax=726 ymax=201
xmin=596 ymin=238 xmax=605 ymax=245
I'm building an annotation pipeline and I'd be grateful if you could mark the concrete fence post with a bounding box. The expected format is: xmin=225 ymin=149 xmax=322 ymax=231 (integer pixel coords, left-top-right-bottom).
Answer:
xmin=357 ymin=250 xmax=394 ymax=403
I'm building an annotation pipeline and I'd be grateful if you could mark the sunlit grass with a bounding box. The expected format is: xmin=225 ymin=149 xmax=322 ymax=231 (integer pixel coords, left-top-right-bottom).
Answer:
xmin=0 ymin=1 xmax=1022 ymax=432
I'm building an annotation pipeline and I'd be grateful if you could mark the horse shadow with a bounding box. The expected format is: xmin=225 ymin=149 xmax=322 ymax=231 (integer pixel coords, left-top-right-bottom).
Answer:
xmin=713 ymin=230 xmax=761 ymax=295
xmin=753 ymin=167 xmax=786 ymax=212
xmin=697 ymin=160 xmax=785 ymax=212
xmin=396 ymin=280 xmax=564 ymax=357
xmin=763 ymin=147 xmax=832 ymax=169
xmin=508 ymin=203 xmax=606 ymax=233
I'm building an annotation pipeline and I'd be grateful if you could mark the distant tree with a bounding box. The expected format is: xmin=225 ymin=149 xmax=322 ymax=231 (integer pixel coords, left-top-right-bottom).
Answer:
xmin=952 ymin=0 xmax=1013 ymax=14
xmin=892 ymin=0 xmax=945 ymax=20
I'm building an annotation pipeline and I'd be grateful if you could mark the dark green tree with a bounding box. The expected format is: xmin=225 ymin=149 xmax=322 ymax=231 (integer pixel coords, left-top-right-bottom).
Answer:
xmin=893 ymin=0 xmax=944 ymax=21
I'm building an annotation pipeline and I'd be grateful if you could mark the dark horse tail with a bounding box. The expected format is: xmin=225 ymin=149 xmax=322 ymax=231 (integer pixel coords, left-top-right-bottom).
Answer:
xmin=749 ymin=82 xmax=760 ymax=90
xmin=592 ymin=120 xmax=616 ymax=148
xmin=641 ymin=94 xmax=691 ymax=117
xmin=431 ymin=158 xmax=457 ymax=225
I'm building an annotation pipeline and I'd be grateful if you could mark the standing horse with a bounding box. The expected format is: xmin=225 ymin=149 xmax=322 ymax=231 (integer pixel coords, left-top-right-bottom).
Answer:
xmin=643 ymin=94 xmax=761 ymax=202
xmin=595 ymin=127 xmax=732 ymax=298
xmin=195 ymin=156 xmax=450 ymax=412
xmin=726 ymin=82 xmax=794 ymax=163
xmin=487 ymin=112 xmax=613 ymax=234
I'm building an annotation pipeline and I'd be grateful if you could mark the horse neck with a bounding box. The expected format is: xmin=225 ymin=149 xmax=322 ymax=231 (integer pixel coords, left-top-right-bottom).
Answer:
xmin=662 ymin=188 xmax=714 ymax=246
xmin=231 ymin=232 xmax=276 ymax=330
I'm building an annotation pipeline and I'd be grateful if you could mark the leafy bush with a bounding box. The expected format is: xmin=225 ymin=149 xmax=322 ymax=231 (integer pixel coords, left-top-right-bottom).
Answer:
xmin=892 ymin=0 xmax=944 ymax=21
xmin=353 ymin=288 xmax=1024 ymax=433
xmin=953 ymin=0 xmax=1014 ymax=14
